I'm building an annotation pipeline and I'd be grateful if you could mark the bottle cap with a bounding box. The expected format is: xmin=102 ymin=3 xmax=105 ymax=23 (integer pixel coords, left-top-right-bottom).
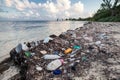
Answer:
xmin=60 ymin=59 xmax=64 ymax=64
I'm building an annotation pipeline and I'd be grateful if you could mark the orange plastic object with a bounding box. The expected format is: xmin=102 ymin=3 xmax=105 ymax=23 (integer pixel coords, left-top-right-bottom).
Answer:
xmin=64 ymin=48 xmax=72 ymax=54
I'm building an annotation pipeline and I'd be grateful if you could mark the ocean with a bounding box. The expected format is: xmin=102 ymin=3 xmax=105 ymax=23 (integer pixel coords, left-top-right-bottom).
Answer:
xmin=0 ymin=21 xmax=85 ymax=60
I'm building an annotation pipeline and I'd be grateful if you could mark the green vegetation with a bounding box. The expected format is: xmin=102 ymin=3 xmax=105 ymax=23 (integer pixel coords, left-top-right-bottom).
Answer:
xmin=66 ymin=0 xmax=120 ymax=22
xmin=92 ymin=0 xmax=120 ymax=22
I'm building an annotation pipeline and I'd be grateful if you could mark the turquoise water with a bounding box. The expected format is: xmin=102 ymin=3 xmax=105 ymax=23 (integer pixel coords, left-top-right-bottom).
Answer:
xmin=0 ymin=21 xmax=85 ymax=58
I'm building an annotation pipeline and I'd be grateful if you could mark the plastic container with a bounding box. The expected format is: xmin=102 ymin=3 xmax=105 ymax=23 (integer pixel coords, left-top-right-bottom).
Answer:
xmin=53 ymin=69 xmax=62 ymax=75
xmin=22 ymin=43 xmax=29 ymax=51
xmin=70 ymin=48 xmax=81 ymax=57
xmin=53 ymin=51 xmax=59 ymax=55
xmin=15 ymin=43 xmax=22 ymax=53
xmin=25 ymin=51 xmax=31 ymax=57
xmin=73 ymin=45 xmax=81 ymax=49
xmin=43 ymin=37 xmax=53 ymax=43
xmin=95 ymin=41 xmax=101 ymax=45
xmin=64 ymin=48 xmax=72 ymax=54
xmin=43 ymin=54 xmax=60 ymax=59
xmin=36 ymin=66 xmax=42 ymax=71
xmin=40 ymin=50 xmax=47 ymax=54
xmin=47 ymin=59 xmax=64 ymax=71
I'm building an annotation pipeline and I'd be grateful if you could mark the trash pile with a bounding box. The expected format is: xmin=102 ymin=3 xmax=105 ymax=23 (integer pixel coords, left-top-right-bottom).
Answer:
xmin=10 ymin=22 xmax=120 ymax=80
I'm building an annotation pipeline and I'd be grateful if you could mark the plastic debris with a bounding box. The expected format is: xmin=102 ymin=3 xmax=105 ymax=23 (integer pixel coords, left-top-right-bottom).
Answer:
xmin=36 ymin=66 xmax=42 ymax=71
xmin=64 ymin=48 xmax=72 ymax=54
xmin=70 ymin=48 xmax=81 ymax=57
xmin=43 ymin=54 xmax=61 ymax=59
xmin=95 ymin=41 xmax=101 ymax=45
xmin=40 ymin=50 xmax=47 ymax=54
xmin=47 ymin=59 xmax=64 ymax=71
xmin=31 ymin=53 xmax=35 ymax=56
xmin=43 ymin=37 xmax=53 ymax=43
xmin=53 ymin=69 xmax=62 ymax=75
xmin=8 ymin=22 xmax=120 ymax=80
xmin=15 ymin=43 xmax=22 ymax=53
xmin=73 ymin=45 xmax=81 ymax=49
xmin=22 ymin=43 xmax=29 ymax=51
xmin=24 ymin=51 xmax=31 ymax=57
xmin=53 ymin=51 xmax=59 ymax=55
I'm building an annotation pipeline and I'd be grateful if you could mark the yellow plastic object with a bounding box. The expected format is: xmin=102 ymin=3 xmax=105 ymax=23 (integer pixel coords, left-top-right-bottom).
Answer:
xmin=64 ymin=48 xmax=72 ymax=54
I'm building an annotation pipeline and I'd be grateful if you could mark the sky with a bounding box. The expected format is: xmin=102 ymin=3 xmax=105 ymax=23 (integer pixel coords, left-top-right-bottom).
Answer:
xmin=0 ymin=0 xmax=103 ymax=20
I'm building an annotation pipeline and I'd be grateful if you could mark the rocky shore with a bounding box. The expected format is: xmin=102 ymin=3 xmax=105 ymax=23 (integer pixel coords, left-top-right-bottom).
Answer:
xmin=0 ymin=22 xmax=120 ymax=80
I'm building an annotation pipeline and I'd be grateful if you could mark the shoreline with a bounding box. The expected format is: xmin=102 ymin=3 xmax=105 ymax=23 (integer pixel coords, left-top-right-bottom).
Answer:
xmin=0 ymin=22 xmax=120 ymax=80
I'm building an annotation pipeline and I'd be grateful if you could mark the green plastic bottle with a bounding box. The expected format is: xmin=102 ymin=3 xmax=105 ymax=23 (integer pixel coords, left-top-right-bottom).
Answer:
xmin=73 ymin=45 xmax=81 ymax=49
xmin=25 ymin=51 xmax=31 ymax=57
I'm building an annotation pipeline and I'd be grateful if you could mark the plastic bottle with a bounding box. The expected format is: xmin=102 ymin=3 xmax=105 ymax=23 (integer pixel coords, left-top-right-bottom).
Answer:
xmin=25 ymin=51 xmax=31 ymax=57
xmin=70 ymin=48 xmax=81 ymax=57
xmin=43 ymin=37 xmax=53 ymax=43
xmin=53 ymin=51 xmax=59 ymax=55
xmin=73 ymin=45 xmax=81 ymax=49
xmin=95 ymin=41 xmax=101 ymax=45
xmin=40 ymin=50 xmax=47 ymax=54
xmin=15 ymin=43 xmax=22 ymax=53
xmin=47 ymin=59 xmax=64 ymax=71
xmin=22 ymin=43 xmax=29 ymax=51
xmin=36 ymin=65 xmax=42 ymax=71
xmin=53 ymin=69 xmax=62 ymax=75
xmin=64 ymin=48 xmax=72 ymax=54
xmin=43 ymin=54 xmax=61 ymax=59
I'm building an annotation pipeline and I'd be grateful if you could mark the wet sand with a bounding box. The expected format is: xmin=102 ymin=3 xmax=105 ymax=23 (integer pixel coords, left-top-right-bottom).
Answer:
xmin=0 ymin=22 xmax=120 ymax=80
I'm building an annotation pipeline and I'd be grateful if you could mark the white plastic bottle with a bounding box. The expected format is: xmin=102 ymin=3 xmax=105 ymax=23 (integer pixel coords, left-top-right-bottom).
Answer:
xmin=22 ymin=43 xmax=29 ymax=51
xmin=43 ymin=54 xmax=60 ymax=59
xmin=47 ymin=59 xmax=64 ymax=70
xmin=43 ymin=37 xmax=53 ymax=43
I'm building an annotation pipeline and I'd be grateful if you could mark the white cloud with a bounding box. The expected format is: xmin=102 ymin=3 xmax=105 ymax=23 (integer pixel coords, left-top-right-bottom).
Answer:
xmin=36 ymin=13 xmax=40 ymax=16
xmin=65 ymin=11 xmax=70 ymax=17
xmin=5 ymin=0 xmax=13 ymax=7
xmin=30 ymin=2 xmax=38 ymax=8
xmin=56 ymin=0 xmax=71 ymax=10
xmin=43 ymin=1 xmax=58 ymax=13
xmin=25 ymin=13 xmax=30 ymax=16
xmin=14 ymin=0 xmax=26 ymax=11
xmin=29 ymin=10 xmax=33 ymax=14
xmin=4 ymin=0 xmax=87 ymax=20
xmin=72 ymin=1 xmax=84 ymax=13
xmin=23 ymin=0 xmax=31 ymax=8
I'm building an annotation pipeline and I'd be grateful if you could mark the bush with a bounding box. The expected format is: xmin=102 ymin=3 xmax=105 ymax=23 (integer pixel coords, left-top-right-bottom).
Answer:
xmin=98 ymin=16 xmax=120 ymax=22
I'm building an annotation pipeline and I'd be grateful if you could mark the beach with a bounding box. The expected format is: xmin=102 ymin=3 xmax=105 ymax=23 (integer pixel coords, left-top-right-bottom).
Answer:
xmin=0 ymin=22 xmax=120 ymax=80
xmin=0 ymin=21 xmax=85 ymax=62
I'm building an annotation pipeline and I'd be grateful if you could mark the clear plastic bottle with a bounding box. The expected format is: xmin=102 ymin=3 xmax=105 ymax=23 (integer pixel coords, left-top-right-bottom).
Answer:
xmin=15 ymin=43 xmax=22 ymax=53
xmin=43 ymin=55 xmax=60 ymax=59
xmin=47 ymin=59 xmax=64 ymax=70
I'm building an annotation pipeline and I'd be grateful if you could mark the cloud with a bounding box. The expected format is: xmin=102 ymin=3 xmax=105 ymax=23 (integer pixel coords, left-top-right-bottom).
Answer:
xmin=72 ymin=1 xmax=84 ymax=13
xmin=43 ymin=1 xmax=58 ymax=13
xmin=5 ymin=0 xmax=13 ymax=7
xmin=56 ymin=0 xmax=71 ymax=10
xmin=3 ymin=0 xmax=87 ymax=20
xmin=0 ymin=8 xmax=8 ymax=12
